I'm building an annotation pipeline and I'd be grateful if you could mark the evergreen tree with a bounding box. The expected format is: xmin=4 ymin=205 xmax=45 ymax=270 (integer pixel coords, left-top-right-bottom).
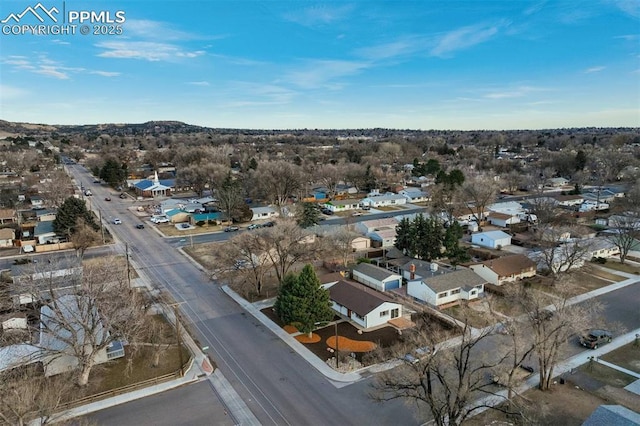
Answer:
xmin=296 ymin=202 xmax=321 ymax=228
xmin=99 ymin=159 xmax=126 ymax=188
xmin=274 ymin=265 xmax=333 ymax=337
xmin=53 ymin=197 xmax=99 ymax=237
xmin=394 ymin=217 xmax=414 ymax=255
xmin=362 ymin=165 xmax=377 ymax=192
xmin=425 ymin=159 xmax=441 ymax=175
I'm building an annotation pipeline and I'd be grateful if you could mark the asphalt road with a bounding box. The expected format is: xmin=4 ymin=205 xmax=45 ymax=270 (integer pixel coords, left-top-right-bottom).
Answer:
xmin=66 ymin=164 xmax=417 ymax=425
xmin=88 ymin=381 xmax=236 ymax=426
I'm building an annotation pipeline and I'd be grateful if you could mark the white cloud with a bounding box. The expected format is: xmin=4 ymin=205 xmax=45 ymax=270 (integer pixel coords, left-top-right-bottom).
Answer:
xmin=283 ymin=4 xmax=354 ymax=27
xmin=187 ymin=81 xmax=210 ymax=86
xmin=608 ymin=0 xmax=640 ymax=18
xmin=34 ymin=66 xmax=70 ymax=79
xmin=355 ymin=37 xmax=425 ymax=61
xmin=584 ymin=66 xmax=606 ymax=73
xmin=286 ymin=59 xmax=370 ymax=89
xmin=483 ymin=85 xmax=549 ymax=99
xmin=90 ymin=71 xmax=121 ymax=77
xmin=96 ymin=41 xmax=205 ymax=62
xmin=0 ymin=84 xmax=28 ymax=100
xmin=431 ymin=21 xmax=507 ymax=57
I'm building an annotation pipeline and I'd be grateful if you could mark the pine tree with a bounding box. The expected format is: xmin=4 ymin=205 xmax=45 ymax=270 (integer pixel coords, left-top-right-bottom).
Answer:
xmin=274 ymin=264 xmax=333 ymax=337
xmin=297 ymin=202 xmax=321 ymax=228
xmin=53 ymin=197 xmax=99 ymax=238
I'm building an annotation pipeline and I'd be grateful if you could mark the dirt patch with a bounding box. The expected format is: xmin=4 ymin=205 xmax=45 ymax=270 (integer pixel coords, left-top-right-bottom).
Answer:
xmin=327 ymin=335 xmax=377 ymax=352
xmin=283 ymin=324 xmax=298 ymax=334
xmin=295 ymin=333 xmax=321 ymax=343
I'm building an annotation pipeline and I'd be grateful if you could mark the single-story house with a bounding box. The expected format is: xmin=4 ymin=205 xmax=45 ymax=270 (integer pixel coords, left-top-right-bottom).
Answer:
xmin=582 ymin=188 xmax=625 ymax=204
xmin=399 ymin=259 xmax=451 ymax=282
xmin=487 ymin=201 xmax=525 ymax=216
xmin=11 ymin=256 xmax=83 ymax=304
xmin=407 ymin=268 xmax=487 ymax=307
xmin=30 ymin=196 xmax=44 ymax=209
xmin=469 ymin=254 xmax=537 ymax=286
xmin=0 ymin=209 xmax=17 ymax=224
xmin=39 ymin=295 xmax=125 ymax=376
xmin=369 ymin=228 xmax=397 ymax=248
xmin=554 ymin=194 xmax=584 ymax=207
xmin=321 ymin=199 xmax=362 ymax=213
xmin=0 ymin=227 xmax=15 ymax=248
xmin=190 ymin=212 xmax=222 ymax=225
xmin=251 ymin=206 xmax=279 ymax=221
xmin=351 ymin=236 xmax=371 ymax=251
xmin=471 ymin=230 xmax=512 ymax=249
xmin=487 ymin=212 xmax=520 ymax=228
xmin=582 ymin=405 xmax=640 ymax=426
xmin=589 ymin=237 xmax=620 ymax=259
xmin=35 ymin=208 xmax=57 ymax=222
xmin=133 ymin=172 xmax=174 ymax=198
xmin=398 ymin=188 xmax=429 ymax=203
xmin=360 ymin=193 xmax=407 ymax=208
xmin=355 ymin=218 xmax=398 ymax=235
xmin=547 ymin=177 xmax=570 ymax=187
xmin=527 ymin=244 xmax=588 ymax=275
xmin=328 ymin=280 xmax=403 ymax=329
xmin=352 ymin=263 xmax=403 ymax=291
xmin=34 ymin=221 xmax=58 ymax=244
xmin=165 ymin=209 xmax=190 ymax=223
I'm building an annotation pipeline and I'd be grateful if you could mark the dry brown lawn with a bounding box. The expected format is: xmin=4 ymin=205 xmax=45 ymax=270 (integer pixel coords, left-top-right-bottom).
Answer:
xmin=326 ymin=335 xmax=377 ymax=352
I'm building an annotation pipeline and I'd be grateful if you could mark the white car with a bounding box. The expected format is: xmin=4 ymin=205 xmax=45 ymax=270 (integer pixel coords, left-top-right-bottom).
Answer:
xmin=151 ymin=216 xmax=169 ymax=224
xmin=352 ymin=211 xmax=363 ymax=216
xmin=112 ymin=218 xmax=122 ymax=225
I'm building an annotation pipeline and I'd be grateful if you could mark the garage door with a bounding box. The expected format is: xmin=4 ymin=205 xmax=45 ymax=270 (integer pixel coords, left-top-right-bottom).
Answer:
xmin=384 ymin=280 xmax=400 ymax=290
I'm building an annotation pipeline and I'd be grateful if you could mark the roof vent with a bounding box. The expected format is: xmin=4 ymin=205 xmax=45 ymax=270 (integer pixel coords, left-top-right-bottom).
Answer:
xmin=430 ymin=263 xmax=438 ymax=272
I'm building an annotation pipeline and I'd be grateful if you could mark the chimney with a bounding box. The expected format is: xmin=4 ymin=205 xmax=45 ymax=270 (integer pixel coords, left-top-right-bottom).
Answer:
xmin=409 ymin=263 xmax=416 ymax=280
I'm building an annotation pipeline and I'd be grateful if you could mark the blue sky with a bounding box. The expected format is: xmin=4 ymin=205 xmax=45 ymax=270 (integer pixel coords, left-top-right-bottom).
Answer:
xmin=1 ymin=0 xmax=639 ymax=130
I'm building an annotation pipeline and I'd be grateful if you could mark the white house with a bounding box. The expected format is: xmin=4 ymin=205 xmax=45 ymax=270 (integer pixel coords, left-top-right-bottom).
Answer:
xmin=328 ymin=280 xmax=403 ymax=329
xmin=407 ymin=269 xmax=487 ymax=307
xmin=321 ymin=199 xmax=362 ymax=213
xmin=471 ymin=230 xmax=512 ymax=249
xmin=39 ymin=295 xmax=125 ymax=377
xmin=250 ymin=206 xmax=279 ymax=221
xmin=589 ymin=237 xmax=620 ymax=259
xmin=487 ymin=212 xmax=520 ymax=228
xmin=351 ymin=236 xmax=371 ymax=251
xmin=400 ymin=259 xmax=453 ymax=282
xmin=355 ymin=218 xmax=398 ymax=235
xmin=352 ymin=263 xmax=403 ymax=291
xmin=360 ymin=193 xmax=407 ymax=208
xmin=469 ymin=254 xmax=537 ymax=286
xmin=547 ymin=177 xmax=570 ymax=187
xmin=369 ymin=228 xmax=397 ymax=247
xmin=554 ymin=194 xmax=584 ymax=207
xmin=399 ymin=188 xmax=430 ymax=203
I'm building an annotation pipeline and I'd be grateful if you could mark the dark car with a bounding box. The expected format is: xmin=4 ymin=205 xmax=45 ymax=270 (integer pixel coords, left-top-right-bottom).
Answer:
xmin=119 ymin=193 xmax=127 ymax=199
xmin=263 ymin=221 xmax=275 ymax=227
xmin=580 ymin=329 xmax=612 ymax=349
xmin=135 ymin=224 xmax=145 ymax=229
xmin=224 ymin=226 xmax=239 ymax=232
xmin=104 ymin=197 xmax=112 ymax=201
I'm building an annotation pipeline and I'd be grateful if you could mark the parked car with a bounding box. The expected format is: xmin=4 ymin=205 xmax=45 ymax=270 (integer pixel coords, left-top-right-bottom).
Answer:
xmin=104 ymin=197 xmax=111 ymax=201
xmin=135 ymin=224 xmax=145 ymax=229
xmin=263 ymin=221 xmax=275 ymax=227
xmin=224 ymin=226 xmax=240 ymax=232
xmin=580 ymin=329 xmax=612 ymax=349
xmin=112 ymin=218 xmax=122 ymax=225
xmin=119 ymin=193 xmax=127 ymax=199
xmin=247 ymin=224 xmax=262 ymax=230
xmin=351 ymin=211 xmax=363 ymax=216
xmin=401 ymin=353 xmax=419 ymax=365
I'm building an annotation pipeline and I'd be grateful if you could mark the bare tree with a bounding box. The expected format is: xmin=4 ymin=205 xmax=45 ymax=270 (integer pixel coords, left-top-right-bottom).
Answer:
xmin=459 ymin=175 xmax=499 ymax=227
xmin=70 ymin=217 xmax=101 ymax=258
xmin=324 ymin=226 xmax=359 ymax=267
xmin=40 ymin=170 xmax=74 ymax=208
xmin=532 ymin=226 xmax=593 ymax=279
xmin=512 ymin=276 xmax=603 ymax=390
xmin=16 ymin=257 xmax=146 ymax=386
xmin=253 ymin=161 xmax=304 ymax=212
xmin=0 ymin=367 xmax=74 ymax=426
xmin=314 ymin=163 xmax=344 ymax=198
xmin=606 ymin=181 xmax=640 ymax=263
xmin=372 ymin=310 xmax=522 ymax=426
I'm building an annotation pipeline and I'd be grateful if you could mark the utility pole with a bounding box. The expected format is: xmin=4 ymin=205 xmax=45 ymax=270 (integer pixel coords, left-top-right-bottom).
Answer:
xmin=335 ymin=321 xmax=339 ymax=369
xmin=98 ymin=209 xmax=105 ymax=244
xmin=125 ymin=243 xmax=131 ymax=288
xmin=168 ymin=302 xmax=186 ymax=377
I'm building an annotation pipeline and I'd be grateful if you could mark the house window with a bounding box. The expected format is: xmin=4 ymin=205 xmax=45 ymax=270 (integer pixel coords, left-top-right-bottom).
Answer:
xmin=354 ymin=313 xmax=364 ymax=320
xmin=475 ymin=285 xmax=483 ymax=290
xmin=470 ymin=290 xmax=477 ymax=296
xmin=380 ymin=310 xmax=389 ymax=317
xmin=391 ymin=308 xmax=399 ymax=318
xmin=450 ymin=288 xmax=461 ymax=295
xmin=437 ymin=292 xmax=447 ymax=298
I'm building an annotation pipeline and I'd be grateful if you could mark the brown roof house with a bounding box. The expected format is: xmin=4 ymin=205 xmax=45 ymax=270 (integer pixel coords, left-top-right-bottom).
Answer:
xmin=469 ymin=254 xmax=537 ymax=286
xmin=328 ymin=280 xmax=403 ymax=329
xmin=0 ymin=228 xmax=15 ymax=248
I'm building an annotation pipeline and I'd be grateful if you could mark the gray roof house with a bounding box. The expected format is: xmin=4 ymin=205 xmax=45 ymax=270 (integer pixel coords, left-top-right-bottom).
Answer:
xmin=407 ymin=268 xmax=487 ymax=307
xmin=328 ymin=280 xmax=403 ymax=329
xmin=352 ymin=263 xmax=403 ymax=291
